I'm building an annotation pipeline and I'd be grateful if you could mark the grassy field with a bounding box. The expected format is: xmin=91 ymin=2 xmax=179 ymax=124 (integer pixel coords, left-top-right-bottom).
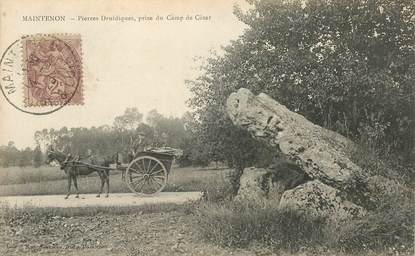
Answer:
xmin=0 ymin=165 xmax=228 ymax=196
xmin=0 ymin=166 xmax=65 ymax=185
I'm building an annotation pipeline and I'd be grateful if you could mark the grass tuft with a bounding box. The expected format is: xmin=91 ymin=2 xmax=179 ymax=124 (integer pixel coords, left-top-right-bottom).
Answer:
xmin=193 ymin=201 xmax=325 ymax=251
xmin=325 ymin=194 xmax=414 ymax=253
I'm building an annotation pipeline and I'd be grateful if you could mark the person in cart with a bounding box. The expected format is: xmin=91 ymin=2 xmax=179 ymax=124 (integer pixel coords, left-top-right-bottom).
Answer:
xmin=127 ymin=132 xmax=149 ymax=162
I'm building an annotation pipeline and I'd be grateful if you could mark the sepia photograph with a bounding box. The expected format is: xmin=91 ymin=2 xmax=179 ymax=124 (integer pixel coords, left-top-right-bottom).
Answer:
xmin=0 ymin=0 xmax=414 ymax=255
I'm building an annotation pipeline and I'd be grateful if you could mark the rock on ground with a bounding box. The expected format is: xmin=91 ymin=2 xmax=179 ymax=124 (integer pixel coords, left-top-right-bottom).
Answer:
xmin=279 ymin=180 xmax=366 ymax=220
xmin=236 ymin=167 xmax=270 ymax=202
xmin=236 ymin=162 xmax=309 ymax=205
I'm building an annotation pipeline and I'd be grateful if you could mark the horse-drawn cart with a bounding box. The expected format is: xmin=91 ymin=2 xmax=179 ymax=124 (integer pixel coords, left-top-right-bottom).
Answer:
xmin=50 ymin=148 xmax=180 ymax=196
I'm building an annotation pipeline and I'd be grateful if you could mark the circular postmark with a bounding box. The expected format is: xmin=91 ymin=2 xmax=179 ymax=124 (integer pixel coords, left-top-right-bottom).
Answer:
xmin=0 ymin=34 xmax=83 ymax=115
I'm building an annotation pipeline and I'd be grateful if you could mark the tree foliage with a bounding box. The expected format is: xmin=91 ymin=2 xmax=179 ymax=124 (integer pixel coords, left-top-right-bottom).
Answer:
xmin=113 ymin=107 xmax=143 ymax=131
xmin=0 ymin=142 xmax=39 ymax=168
xmin=188 ymin=0 xmax=415 ymax=171
xmin=33 ymin=146 xmax=43 ymax=168
xmin=24 ymin=109 xmax=207 ymax=167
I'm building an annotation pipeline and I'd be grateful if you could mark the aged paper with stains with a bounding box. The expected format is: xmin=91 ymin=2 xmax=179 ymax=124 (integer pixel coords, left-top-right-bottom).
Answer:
xmin=0 ymin=0 xmax=246 ymax=147
xmin=0 ymin=1 xmax=247 ymax=253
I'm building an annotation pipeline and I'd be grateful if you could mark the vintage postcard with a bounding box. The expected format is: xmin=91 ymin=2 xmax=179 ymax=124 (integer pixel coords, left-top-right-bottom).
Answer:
xmin=0 ymin=0 xmax=413 ymax=255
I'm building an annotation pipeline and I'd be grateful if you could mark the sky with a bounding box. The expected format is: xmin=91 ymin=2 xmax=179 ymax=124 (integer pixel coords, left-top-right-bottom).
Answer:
xmin=0 ymin=0 xmax=249 ymax=149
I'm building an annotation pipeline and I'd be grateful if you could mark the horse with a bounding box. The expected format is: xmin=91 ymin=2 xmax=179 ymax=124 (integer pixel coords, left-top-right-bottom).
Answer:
xmin=46 ymin=150 xmax=118 ymax=199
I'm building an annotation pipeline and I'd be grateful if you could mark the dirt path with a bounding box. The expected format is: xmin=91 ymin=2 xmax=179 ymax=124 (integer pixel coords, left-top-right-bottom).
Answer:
xmin=0 ymin=192 xmax=202 ymax=208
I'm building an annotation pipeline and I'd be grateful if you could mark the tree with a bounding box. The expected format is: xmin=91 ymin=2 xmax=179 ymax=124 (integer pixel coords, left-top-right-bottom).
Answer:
xmin=33 ymin=145 xmax=43 ymax=168
xmin=188 ymin=0 xmax=415 ymax=194
xmin=146 ymin=109 xmax=187 ymax=148
xmin=146 ymin=109 xmax=164 ymax=128
xmin=113 ymin=107 xmax=143 ymax=131
xmin=234 ymin=0 xmax=414 ymax=156
xmin=188 ymin=0 xmax=415 ymax=179
xmin=112 ymin=107 xmax=144 ymax=155
xmin=18 ymin=147 xmax=33 ymax=167
xmin=0 ymin=145 xmax=9 ymax=167
xmin=178 ymin=112 xmax=212 ymax=167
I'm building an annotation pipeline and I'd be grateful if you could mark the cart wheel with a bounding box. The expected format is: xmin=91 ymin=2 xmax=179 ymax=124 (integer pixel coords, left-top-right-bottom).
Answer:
xmin=125 ymin=156 xmax=168 ymax=195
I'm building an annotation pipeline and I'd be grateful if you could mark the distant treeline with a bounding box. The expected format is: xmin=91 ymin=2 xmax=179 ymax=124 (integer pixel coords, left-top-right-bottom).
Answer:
xmin=0 ymin=108 xmax=213 ymax=168
xmin=0 ymin=143 xmax=43 ymax=168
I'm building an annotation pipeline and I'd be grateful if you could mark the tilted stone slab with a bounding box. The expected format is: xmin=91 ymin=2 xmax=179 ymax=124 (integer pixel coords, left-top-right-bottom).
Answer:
xmin=226 ymin=88 xmax=362 ymax=188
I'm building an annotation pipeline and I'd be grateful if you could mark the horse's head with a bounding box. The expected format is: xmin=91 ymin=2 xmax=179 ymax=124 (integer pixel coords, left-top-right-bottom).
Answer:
xmin=45 ymin=150 xmax=56 ymax=164
xmin=45 ymin=148 xmax=67 ymax=165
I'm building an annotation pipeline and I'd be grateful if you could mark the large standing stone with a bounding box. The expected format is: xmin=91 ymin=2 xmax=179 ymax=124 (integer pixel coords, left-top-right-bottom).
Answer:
xmin=225 ymin=88 xmax=390 ymax=217
xmin=226 ymin=88 xmax=363 ymax=189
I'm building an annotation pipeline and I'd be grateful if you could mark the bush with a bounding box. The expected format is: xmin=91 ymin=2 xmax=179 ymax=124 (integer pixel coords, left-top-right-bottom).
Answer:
xmin=198 ymin=176 xmax=234 ymax=203
xmin=345 ymin=142 xmax=414 ymax=209
xmin=325 ymin=196 xmax=414 ymax=253
xmin=193 ymin=201 xmax=325 ymax=251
